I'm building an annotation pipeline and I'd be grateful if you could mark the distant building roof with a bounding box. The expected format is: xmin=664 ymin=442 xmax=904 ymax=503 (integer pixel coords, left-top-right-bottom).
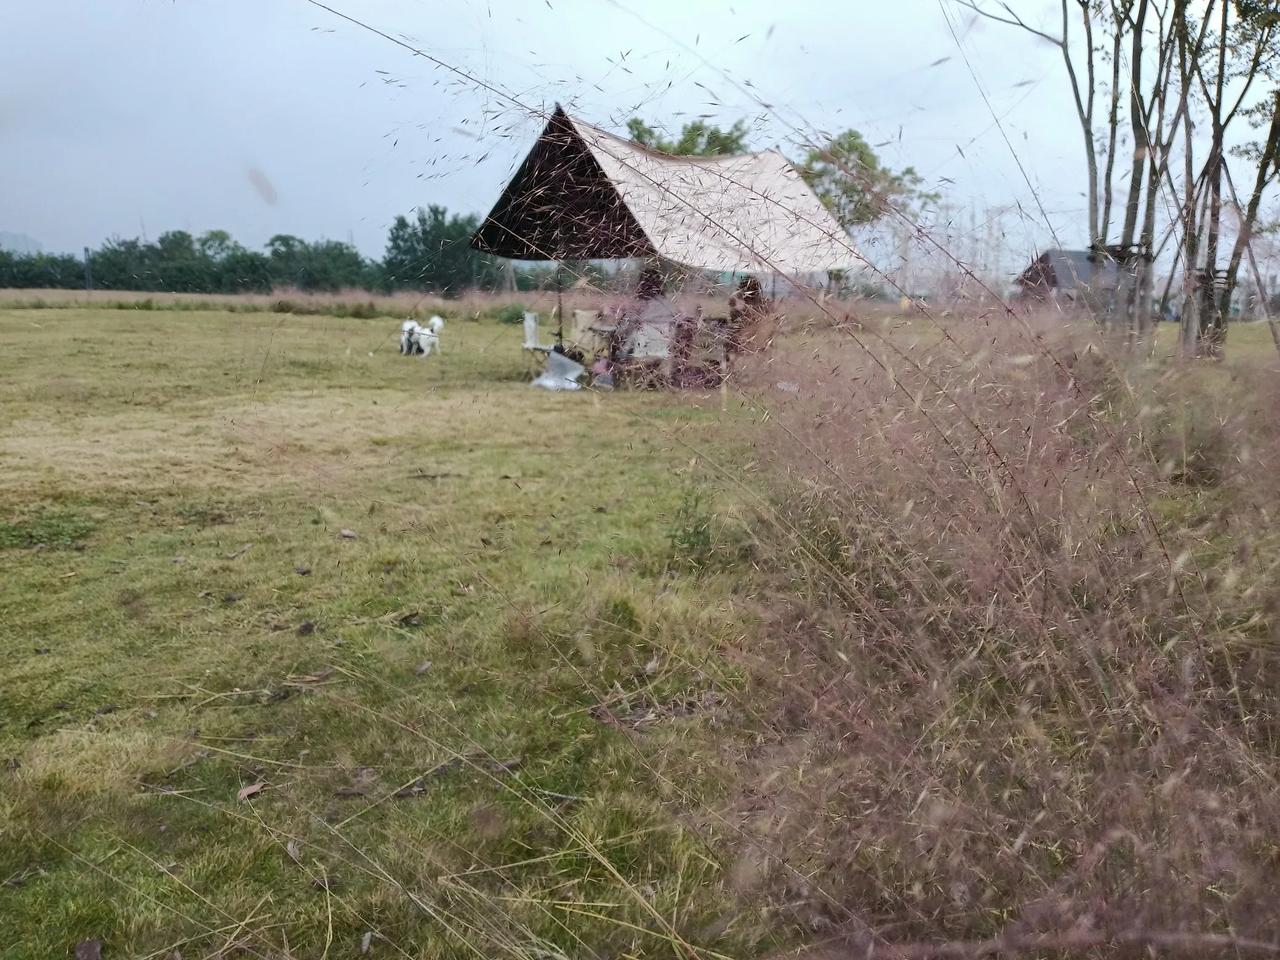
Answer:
xmin=1016 ymin=248 xmax=1120 ymax=295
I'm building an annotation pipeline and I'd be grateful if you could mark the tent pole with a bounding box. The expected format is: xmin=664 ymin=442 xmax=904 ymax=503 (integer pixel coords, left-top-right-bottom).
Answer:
xmin=556 ymin=262 xmax=565 ymax=345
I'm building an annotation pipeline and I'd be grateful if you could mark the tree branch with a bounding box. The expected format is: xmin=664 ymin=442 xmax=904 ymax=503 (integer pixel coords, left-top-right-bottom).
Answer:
xmin=950 ymin=0 xmax=1062 ymax=46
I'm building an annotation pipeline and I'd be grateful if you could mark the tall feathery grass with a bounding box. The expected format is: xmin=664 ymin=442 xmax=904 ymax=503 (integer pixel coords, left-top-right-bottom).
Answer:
xmin=708 ymin=308 xmax=1280 ymax=957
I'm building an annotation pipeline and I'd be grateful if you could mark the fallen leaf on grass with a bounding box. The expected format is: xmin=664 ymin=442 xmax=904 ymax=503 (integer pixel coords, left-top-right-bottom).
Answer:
xmin=74 ymin=940 xmax=102 ymax=960
xmin=237 ymin=782 xmax=265 ymax=802
xmin=339 ymin=529 xmax=358 ymax=540
xmin=286 ymin=839 xmax=302 ymax=863
xmin=414 ymin=660 xmax=433 ymax=676
xmin=360 ymin=931 xmax=373 ymax=954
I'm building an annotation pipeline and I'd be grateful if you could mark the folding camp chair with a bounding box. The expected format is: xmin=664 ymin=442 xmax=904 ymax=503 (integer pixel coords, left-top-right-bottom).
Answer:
xmin=522 ymin=311 xmax=553 ymax=362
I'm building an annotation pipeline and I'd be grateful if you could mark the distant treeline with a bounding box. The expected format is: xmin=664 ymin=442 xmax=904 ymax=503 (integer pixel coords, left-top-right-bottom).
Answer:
xmin=0 ymin=206 xmax=561 ymax=296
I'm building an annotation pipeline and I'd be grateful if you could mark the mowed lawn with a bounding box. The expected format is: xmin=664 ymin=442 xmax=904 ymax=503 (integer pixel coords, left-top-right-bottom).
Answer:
xmin=0 ymin=308 xmax=762 ymax=959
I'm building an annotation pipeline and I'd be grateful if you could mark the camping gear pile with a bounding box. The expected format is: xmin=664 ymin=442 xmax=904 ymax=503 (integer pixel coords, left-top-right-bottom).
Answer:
xmin=522 ymin=289 xmax=753 ymax=392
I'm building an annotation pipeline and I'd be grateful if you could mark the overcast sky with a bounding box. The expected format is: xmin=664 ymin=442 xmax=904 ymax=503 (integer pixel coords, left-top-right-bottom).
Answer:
xmin=0 ymin=0 xmax=1081 ymax=262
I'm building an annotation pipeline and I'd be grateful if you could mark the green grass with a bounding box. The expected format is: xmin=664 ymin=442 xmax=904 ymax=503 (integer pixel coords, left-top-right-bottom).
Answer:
xmin=5 ymin=303 xmax=1275 ymax=959
xmin=0 ymin=308 xmax=765 ymax=959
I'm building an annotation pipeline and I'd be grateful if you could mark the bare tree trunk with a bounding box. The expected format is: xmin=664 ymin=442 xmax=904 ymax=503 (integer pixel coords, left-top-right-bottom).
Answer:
xmin=1133 ymin=4 xmax=1181 ymax=349
xmin=1136 ymin=155 xmax=1161 ymax=346
xmin=1118 ymin=0 xmax=1150 ymax=252
xmin=1174 ymin=6 xmax=1206 ymax=356
xmin=1200 ymin=1 xmax=1229 ymax=358
xmin=1220 ymin=90 xmax=1280 ymax=321
xmin=1113 ymin=0 xmax=1150 ymax=340
xmin=958 ymin=0 xmax=1115 ymax=287
xmin=1099 ymin=13 xmax=1125 ymax=245
xmin=1059 ymin=0 xmax=1101 ymax=246
xmin=1184 ymin=182 xmax=1216 ymax=355
xmin=1220 ymin=150 xmax=1280 ymax=357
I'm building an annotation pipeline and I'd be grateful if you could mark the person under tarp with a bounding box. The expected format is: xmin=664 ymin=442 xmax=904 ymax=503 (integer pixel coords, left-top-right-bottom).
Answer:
xmin=612 ymin=267 xmax=677 ymax=362
xmin=727 ymin=275 xmax=770 ymax=359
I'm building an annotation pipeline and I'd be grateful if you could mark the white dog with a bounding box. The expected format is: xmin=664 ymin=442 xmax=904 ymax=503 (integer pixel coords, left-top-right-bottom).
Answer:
xmin=413 ymin=315 xmax=444 ymax=357
xmin=399 ymin=319 xmax=419 ymax=355
xmin=399 ymin=315 xmax=444 ymax=356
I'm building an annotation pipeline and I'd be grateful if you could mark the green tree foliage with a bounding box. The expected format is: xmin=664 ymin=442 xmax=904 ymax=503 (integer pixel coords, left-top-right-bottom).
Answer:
xmin=266 ymin=234 xmax=373 ymax=292
xmin=800 ymin=130 xmax=937 ymax=229
xmin=382 ymin=205 xmax=500 ymax=295
xmin=187 ymin=230 xmax=274 ymax=292
xmin=625 ymin=118 xmax=750 ymax=156
xmin=0 ymin=229 xmax=388 ymax=294
xmin=197 ymin=229 xmax=239 ymax=261
xmin=0 ymin=249 xmax=83 ymax=288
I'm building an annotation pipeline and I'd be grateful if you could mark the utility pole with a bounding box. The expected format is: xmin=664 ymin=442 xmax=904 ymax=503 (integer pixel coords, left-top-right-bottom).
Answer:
xmin=83 ymin=247 xmax=93 ymax=291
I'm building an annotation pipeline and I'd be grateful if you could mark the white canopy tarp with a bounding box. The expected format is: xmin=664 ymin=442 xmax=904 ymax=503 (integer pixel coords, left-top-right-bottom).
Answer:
xmin=471 ymin=106 xmax=866 ymax=277
xmin=566 ymin=116 xmax=865 ymax=275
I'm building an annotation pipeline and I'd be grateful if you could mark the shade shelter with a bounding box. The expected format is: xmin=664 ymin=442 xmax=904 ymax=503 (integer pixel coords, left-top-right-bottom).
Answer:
xmin=470 ymin=106 xmax=863 ymax=276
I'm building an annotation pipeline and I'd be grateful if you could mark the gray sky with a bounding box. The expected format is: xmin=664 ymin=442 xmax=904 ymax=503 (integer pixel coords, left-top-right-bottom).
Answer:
xmin=0 ymin=0 xmax=1080 ymax=263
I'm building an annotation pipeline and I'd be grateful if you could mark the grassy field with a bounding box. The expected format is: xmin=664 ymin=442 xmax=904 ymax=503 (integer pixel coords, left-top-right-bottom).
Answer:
xmin=5 ymin=302 xmax=1280 ymax=960
xmin=0 ymin=307 xmax=764 ymax=959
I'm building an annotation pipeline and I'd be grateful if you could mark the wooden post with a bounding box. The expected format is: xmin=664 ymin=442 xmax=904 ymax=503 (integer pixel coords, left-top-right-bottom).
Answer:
xmin=556 ymin=263 xmax=564 ymax=345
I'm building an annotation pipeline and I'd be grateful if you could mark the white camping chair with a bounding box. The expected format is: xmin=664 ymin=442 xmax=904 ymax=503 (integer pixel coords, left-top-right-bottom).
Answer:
xmin=522 ymin=311 xmax=553 ymax=361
